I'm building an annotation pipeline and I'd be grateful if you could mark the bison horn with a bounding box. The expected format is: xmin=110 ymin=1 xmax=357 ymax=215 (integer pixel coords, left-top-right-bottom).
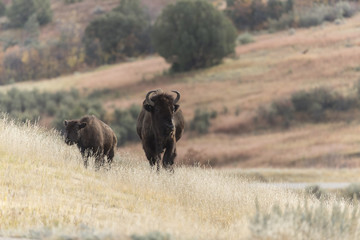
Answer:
xmin=172 ymin=90 xmax=180 ymax=104
xmin=146 ymin=90 xmax=157 ymax=106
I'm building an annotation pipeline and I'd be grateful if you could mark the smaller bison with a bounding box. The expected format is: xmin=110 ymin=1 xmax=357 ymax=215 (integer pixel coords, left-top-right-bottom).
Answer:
xmin=137 ymin=89 xmax=185 ymax=172
xmin=64 ymin=115 xmax=117 ymax=169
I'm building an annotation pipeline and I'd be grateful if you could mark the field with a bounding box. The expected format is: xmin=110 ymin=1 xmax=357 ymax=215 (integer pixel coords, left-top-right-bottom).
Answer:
xmin=1 ymin=118 xmax=360 ymax=240
xmin=3 ymin=13 xmax=360 ymax=168
xmin=2 ymin=1 xmax=360 ymax=239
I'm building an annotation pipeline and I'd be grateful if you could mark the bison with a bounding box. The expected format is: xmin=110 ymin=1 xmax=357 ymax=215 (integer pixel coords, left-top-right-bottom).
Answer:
xmin=64 ymin=115 xmax=117 ymax=169
xmin=136 ymin=89 xmax=185 ymax=172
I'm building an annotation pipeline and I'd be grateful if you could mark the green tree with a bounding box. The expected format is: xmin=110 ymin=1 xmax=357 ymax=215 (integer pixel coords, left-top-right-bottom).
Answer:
xmin=0 ymin=1 xmax=5 ymax=17
xmin=250 ymin=0 xmax=268 ymax=29
xmin=267 ymin=0 xmax=284 ymax=20
xmin=34 ymin=0 xmax=52 ymax=25
xmin=24 ymin=14 xmax=40 ymax=46
xmin=285 ymin=0 xmax=294 ymax=12
xmin=83 ymin=0 xmax=151 ymax=65
xmin=152 ymin=0 xmax=237 ymax=72
xmin=6 ymin=0 xmax=52 ymax=28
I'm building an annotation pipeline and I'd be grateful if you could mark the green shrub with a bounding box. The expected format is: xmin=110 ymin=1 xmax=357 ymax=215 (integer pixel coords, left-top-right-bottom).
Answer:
xmin=152 ymin=0 xmax=237 ymax=72
xmin=111 ymin=105 xmax=140 ymax=146
xmin=237 ymin=32 xmax=254 ymax=45
xmin=6 ymin=0 xmax=52 ymax=28
xmin=190 ymin=108 xmax=217 ymax=134
xmin=131 ymin=232 xmax=172 ymax=240
xmin=268 ymin=12 xmax=295 ymax=31
xmin=0 ymin=1 xmax=5 ymax=17
xmin=64 ymin=0 xmax=83 ymax=4
xmin=298 ymin=7 xmax=325 ymax=28
xmin=34 ymin=0 xmax=53 ymax=25
xmin=249 ymin=200 xmax=360 ymax=239
xmin=83 ymin=0 xmax=151 ymax=65
xmin=305 ymin=185 xmax=328 ymax=200
xmin=256 ymin=86 xmax=360 ymax=128
xmin=267 ymin=0 xmax=284 ymax=20
xmin=336 ymin=1 xmax=357 ymax=18
xmin=0 ymin=88 xmax=142 ymax=146
xmin=344 ymin=183 xmax=360 ymax=200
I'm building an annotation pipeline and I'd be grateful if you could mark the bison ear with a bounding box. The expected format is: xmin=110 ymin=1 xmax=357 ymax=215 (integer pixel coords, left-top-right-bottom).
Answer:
xmin=174 ymin=104 xmax=180 ymax=113
xmin=64 ymin=120 xmax=68 ymax=126
xmin=144 ymin=104 xmax=154 ymax=112
xmin=79 ymin=122 xmax=87 ymax=129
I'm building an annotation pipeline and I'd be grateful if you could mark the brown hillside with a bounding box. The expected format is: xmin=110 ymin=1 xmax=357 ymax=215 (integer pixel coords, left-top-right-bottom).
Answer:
xmin=4 ymin=13 xmax=360 ymax=168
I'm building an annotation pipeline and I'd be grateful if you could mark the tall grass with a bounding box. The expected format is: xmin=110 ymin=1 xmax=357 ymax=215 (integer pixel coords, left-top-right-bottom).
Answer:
xmin=0 ymin=117 xmax=359 ymax=239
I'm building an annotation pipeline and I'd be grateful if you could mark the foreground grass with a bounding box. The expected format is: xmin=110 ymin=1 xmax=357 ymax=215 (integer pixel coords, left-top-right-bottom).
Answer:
xmin=1 ymin=118 xmax=360 ymax=239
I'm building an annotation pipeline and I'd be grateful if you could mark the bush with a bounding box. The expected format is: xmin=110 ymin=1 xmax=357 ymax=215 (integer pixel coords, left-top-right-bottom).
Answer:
xmin=0 ymin=88 xmax=141 ymax=146
xmin=152 ymin=0 xmax=237 ymax=72
xmin=190 ymin=108 xmax=217 ymax=134
xmin=111 ymin=105 xmax=140 ymax=146
xmin=64 ymin=0 xmax=83 ymax=3
xmin=83 ymin=0 xmax=151 ymax=65
xmin=298 ymin=7 xmax=325 ymax=28
xmin=0 ymin=1 xmax=5 ymax=17
xmin=344 ymin=183 xmax=360 ymax=200
xmin=237 ymin=32 xmax=254 ymax=45
xmin=34 ymin=0 xmax=53 ymax=25
xmin=268 ymin=12 xmax=295 ymax=31
xmin=255 ymin=86 xmax=360 ymax=128
xmin=249 ymin=200 xmax=360 ymax=239
xmin=131 ymin=232 xmax=172 ymax=240
xmin=267 ymin=0 xmax=284 ymax=20
xmin=0 ymin=34 xmax=85 ymax=84
xmin=335 ymin=1 xmax=357 ymax=18
xmin=305 ymin=185 xmax=328 ymax=200
xmin=6 ymin=0 xmax=52 ymax=28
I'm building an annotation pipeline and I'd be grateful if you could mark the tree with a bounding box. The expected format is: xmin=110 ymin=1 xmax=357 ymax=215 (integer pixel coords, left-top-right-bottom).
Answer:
xmin=6 ymin=0 xmax=52 ymax=28
xmin=34 ymin=0 xmax=53 ymax=25
xmin=0 ymin=1 xmax=5 ymax=17
xmin=24 ymin=14 xmax=40 ymax=46
xmin=83 ymin=0 xmax=151 ymax=65
xmin=152 ymin=0 xmax=237 ymax=72
xmin=225 ymin=0 xmax=252 ymax=30
xmin=267 ymin=0 xmax=284 ymax=20
xmin=250 ymin=0 xmax=268 ymax=30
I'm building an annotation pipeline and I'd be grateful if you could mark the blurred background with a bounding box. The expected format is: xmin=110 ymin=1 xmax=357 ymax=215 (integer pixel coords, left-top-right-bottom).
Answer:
xmin=0 ymin=0 xmax=360 ymax=169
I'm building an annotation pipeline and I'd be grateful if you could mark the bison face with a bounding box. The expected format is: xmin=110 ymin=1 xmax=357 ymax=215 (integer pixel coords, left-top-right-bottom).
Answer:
xmin=64 ymin=120 xmax=87 ymax=145
xmin=144 ymin=90 xmax=180 ymax=138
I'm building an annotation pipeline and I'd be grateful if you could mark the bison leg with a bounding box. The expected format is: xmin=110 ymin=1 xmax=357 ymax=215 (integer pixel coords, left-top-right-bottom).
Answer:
xmin=94 ymin=154 xmax=105 ymax=171
xmin=106 ymin=147 xmax=115 ymax=169
xmin=163 ymin=143 xmax=176 ymax=173
xmin=80 ymin=148 xmax=89 ymax=168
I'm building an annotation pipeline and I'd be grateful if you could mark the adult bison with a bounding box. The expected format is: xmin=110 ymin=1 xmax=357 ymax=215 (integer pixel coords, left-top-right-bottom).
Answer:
xmin=64 ymin=115 xmax=117 ymax=170
xmin=136 ymin=89 xmax=185 ymax=172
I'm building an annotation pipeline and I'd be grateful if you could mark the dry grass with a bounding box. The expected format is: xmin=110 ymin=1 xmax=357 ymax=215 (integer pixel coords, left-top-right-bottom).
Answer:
xmin=2 ymin=118 xmax=360 ymax=239
xmin=0 ymin=117 xmax=295 ymax=239
xmin=3 ymin=12 xmax=360 ymax=168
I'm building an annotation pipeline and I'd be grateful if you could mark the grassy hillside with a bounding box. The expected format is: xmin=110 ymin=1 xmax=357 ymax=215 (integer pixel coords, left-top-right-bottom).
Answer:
xmin=3 ymin=13 xmax=360 ymax=168
xmin=2 ymin=117 xmax=360 ymax=239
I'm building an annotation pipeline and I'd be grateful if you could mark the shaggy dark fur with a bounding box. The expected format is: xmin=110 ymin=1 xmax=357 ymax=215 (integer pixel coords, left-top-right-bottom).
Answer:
xmin=64 ymin=115 xmax=117 ymax=169
xmin=136 ymin=91 xmax=185 ymax=172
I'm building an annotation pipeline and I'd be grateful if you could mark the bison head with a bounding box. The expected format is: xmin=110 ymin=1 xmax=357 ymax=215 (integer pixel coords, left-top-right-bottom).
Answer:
xmin=63 ymin=120 xmax=87 ymax=145
xmin=144 ymin=90 xmax=180 ymax=137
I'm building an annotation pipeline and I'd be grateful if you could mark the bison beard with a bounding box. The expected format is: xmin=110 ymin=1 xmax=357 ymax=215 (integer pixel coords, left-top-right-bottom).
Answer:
xmin=64 ymin=115 xmax=117 ymax=170
xmin=136 ymin=90 xmax=185 ymax=172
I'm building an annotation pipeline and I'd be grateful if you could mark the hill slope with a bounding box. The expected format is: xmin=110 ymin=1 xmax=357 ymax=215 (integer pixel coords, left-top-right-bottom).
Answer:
xmin=3 ymin=14 xmax=360 ymax=168
xmin=2 ymin=118 xmax=360 ymax=239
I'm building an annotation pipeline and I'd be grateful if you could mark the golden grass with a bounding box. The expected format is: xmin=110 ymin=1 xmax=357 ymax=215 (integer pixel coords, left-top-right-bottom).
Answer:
xmin=0 ymin=117 xmax=328 ymax=239
xmin=2 ymin=118 xmax=360 ymax=239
